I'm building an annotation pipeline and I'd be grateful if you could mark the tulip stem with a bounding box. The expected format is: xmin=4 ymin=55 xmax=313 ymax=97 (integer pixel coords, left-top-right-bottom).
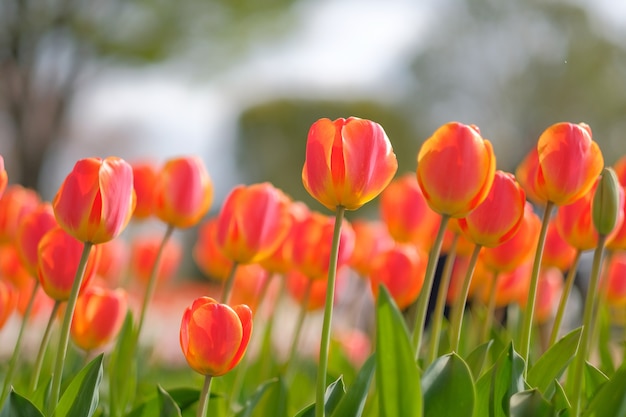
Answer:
xmin=412 ymin=215 xmax=450 ymax=361
xmin=571 ymin=235 xmax=607 ymax=417
xmin=48 ymin=241 xmax=93 ymax=415
xmin=0 ymin=280 xmax=40 ymax=405
xmin=137 ymin=225 xmax=174 ymax=341
xmin=480 ymin=271 xmax=499 ymax=344
xmin=315 ymin=206 xmax=345 ymax=417
xmin=426 ymin=233 xmax=458 ymax=365
xmin=286 ymin=278 xmax=313 ymax=375
xmin=30 ymin=300 xmax=62 ymax=392
xmin=449 ymin=244 xmax=482 ymax=353
xmin=519 ymin=201 xmax=554 ymax=366
xmin=548 ymin=250 xmax=582 ymax=347
xmin=197 ymin=375 xmax=213 ymax=417
xmin=220 ymin=262 xmax=239 ymax=305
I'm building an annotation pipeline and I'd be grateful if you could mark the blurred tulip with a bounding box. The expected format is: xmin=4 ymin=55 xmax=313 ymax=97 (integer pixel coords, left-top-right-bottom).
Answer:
xmin=0 ymin=155 xmax=7 ymax=198
xmin=194 ymin=217 xmax=234 ymax=281
xmin=534 ymin=122 xmax=603 ymax=206
xmin=603 ymin=253 xmax=626 ymax=307
xmin=53 ymin=157 xmax=135 ymax=244
xmin=334 ymin=329 xmax=371 ymax=368
xmin=518 ymin=267 xmax=563 ymax=325
xmin=0 ymin=185 xmax=40 ymax=243
xmin=216 ymin=183 xmax=292 ymax=264
xmin=131 ymin=160 xmax=158 ymax=220
xmin=71 ymin=286 xmax=128 ymax=351
xmin=180 ymin=297 xmax=252 ymax=376
xmin=516 ymin=148 xmax=547 ymax=206
xmin=0 ymin=280 xmax=17 ymax=330
xmin=349 ymin=220 xmax=394 ymax=277
xmin=229 ymin=264 xmax=270 ymax=313
xmin=541 ymin=219 xmax=578 ymax=272
xmin=302 ymin=117 xmax=398 ymax=211
xmin=130 ymin=235 xmax=182 ymax=285
xmin=95 ymin=238 xmax=129 ymax=285
xmin=286 ymin=269 xmax=346 ymax=311
xmin=38 ymin=227 xmax=100 ymax=301
xmin=16 ymin=203 xmax=57 ymax=276
xmin=613 ymin=155 xmax=626 ymax=186
xmin=458 ymin=171 xmax=526 ymax=248
xmin=476 ymin=261 xmax=532 ymax=308
xmin=0 ymin=243 xmax=33 ymax=288
xmin=13 ymin=278 xmax=50 ymax=319
xmin=446 ymin=255 xmax=489 ymax=305
xmin=154 ymin=156 xmax=213 ymax=228
xmin=417 ymin=122 xmax=496 ymax=218
xmin=379 ymin=173 xmax=440 ymax=252
xmin=369 ymin=244 xmax=426 ymax=310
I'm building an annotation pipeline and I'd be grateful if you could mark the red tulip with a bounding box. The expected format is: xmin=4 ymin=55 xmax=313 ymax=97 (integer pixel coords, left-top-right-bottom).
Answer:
xmin=71 ymin=286 xmax=128 ymax=351
xmin=613 ymin=155 xmax=626 ymax=187
xmin=517 ymin=267 xmax=563 ymax=324
xmin=0 ymin=279 xmax=17 ymax=330
xmin=515 ymin=148 xmax=547 ymax=206
xmin=417 ymin=122 xmax=496 ymax=218
xmin=229 ymin=264 xmax=270 ymax=314
xmin=349 ymin=220 xmax=394 ymax=277
xmin=53 ymin=157 xmax=135 ymax=244
xmin=302 ymin=117 xmax=398 ymax=211
xmin=16 ymin=203 xmax=58 ymax=276
xmin=154 ymin=156 xmax=213 ymax=228
xmin=131 ymin=160 xmax=159 ymax=220
xmin=541 ymin=219 xmax=577 ymax=271
xmin=475 ymin=261 xmax=532 ymax=308
xmin=194 ymin=217 xmax=234 ymax=281
xmin=0 ymin=185 xmax=40 ymax=243
xmin=607 ymin=185 xmax=626 ymax=251
xmin=180 ymin=297 xmax=252 ymax=376
xmin=130 ymin=235 xmax=182 ymax=285
xmin=603 ymin=253 xmax=626 ymax=307
xmin=286 ymin=269 xmax=346 ymax=311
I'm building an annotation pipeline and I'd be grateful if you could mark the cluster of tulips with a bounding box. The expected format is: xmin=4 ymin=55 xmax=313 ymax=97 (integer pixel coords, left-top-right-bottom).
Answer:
xmin=0 ymin=116 xmax=626 ymax=417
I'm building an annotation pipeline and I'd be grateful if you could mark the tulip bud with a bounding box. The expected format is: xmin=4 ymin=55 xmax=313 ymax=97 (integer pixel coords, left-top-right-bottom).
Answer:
xmin=593 ymin=168 xmax=623 ymax=236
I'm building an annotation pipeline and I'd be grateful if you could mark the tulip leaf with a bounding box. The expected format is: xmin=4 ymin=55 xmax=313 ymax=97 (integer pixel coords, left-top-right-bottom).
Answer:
xmin=551 ymin=380 xmax=571 ymax=416
xmin=584 ymin=362 xmax=609 ymax=402
xmin=249 ymin=375 xmax=288 ymax=417
xmin=293 ymin=377 xmax=345 ymax=417
xmin=234 ymin=378 xmax=278 ymax=417
xmin=375 ymin=285 xmax=422 ymax=417
xmin=166 ymin=387 xmax=201 ymax=411
xmin=157 ymin=386 xmax=182 ymax=417
xmin=582 ymin=364 xmax=626 ymax=417
xmin=465 ymin=340 xmax=493 ymax=379
xmin=422 ymin=352 xmax=475 ymax=417
xmin=108 ymin=311 xmax=138 ymax=417
xmin=527 ymin=327 xmax=581 ymax=396
xmin=0 ymin=390 xmax=45 ymax=417
xmin=330 ymin=354 xmax=376 ymax=417
xmin=509 ymin=389 xmax=554 ymax=417
xmin=53 ymin=353 xmax=103 ymax=417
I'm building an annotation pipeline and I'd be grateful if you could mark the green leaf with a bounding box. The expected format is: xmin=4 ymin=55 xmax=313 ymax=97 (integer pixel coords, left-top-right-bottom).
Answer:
xmin=527 ymin=327 xmax=581 ymax=397
xmin=331 ymin=354 xmax=376 ymax=417
xmin=294 ymin=377 xmax=345 ymax=417
xmin=422 ymin=352 xmax=475 ymax=417
xmin=157 ymin=386 xmax=182 ymax=417
xmin=509 ymin=389 xmax=554 ymax=417
xmin=108 ymin=311 xmax=138 ymax=417
xmin=0 ymin=390 xmax=45 ymax=417
xmin=235 ymin=379 xmax=278 ymax=417
xmin=465 ymin=340 xmax=493 ymax=379
xmin=166 ymin=387 xmax=200 ymax=412
xmin=53 ymin=353 xmax=103 ymax=417
xmin=376 ymin=286 xmax=422 ymax=417
xmin=250 ymin=376 xmax=288 ymax=417
xmin=584 ymin=362 xmax=609 ymax=402
xmin=583 ymin=364 xmax=626 ymax=417
xmin=552 ymin=380 xmax=571 ymax=417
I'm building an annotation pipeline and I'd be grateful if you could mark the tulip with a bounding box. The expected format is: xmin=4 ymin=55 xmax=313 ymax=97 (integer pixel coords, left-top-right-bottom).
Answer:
xmin=302 ymin=117 xmax=398 ymax=211
xmin=517 ymin=267 xmax=562 ymax=325
xmin=592 ymin=168 xmax=623 ymax=237
xmin=0 ymin=155 xmax=7 ymax=198
xmin=16 ymin=203 xmax=58 ymax=276
xmin=154 ymin=156 xmax=213 ymax=228
xmin=0 ymin=280 xmax=17 ymax=330
xmin=130 ymin=235 xmax=182 ymax=286
xmin=71 ymin=286 xmax=128 ymax=351
xmin=194 ymin=217 xmax=235 ymax=282
xmin=606 ymin=185 xmax=626 ymax=252
xmin=379 ymin=173 xmax=441 ymax=252
xmin=286 ymin=269 xmax=344 ymax=312
xmin=228 ymin=264 xmax=270 ymax=314
xmin=131 ymin=160 xmax=159 ymax=220
xmin=614 ymin=155 xmax=626 ymax=186
xmin=53 ymin=157 xmax=135 ymax=244
xmin=475 ymin=261 xmax=532 ymax=308
xmin=541 ymin=219 xmax=577 ymax=272
xmin=180 ymin=297 xmax=252 ymax=376
xmin=0 ymin=185 xmax=40 ymax=243
xmin=515 ymin=148 xmax=548 ymax=206
xmin=95 ymin=238 xmax=129 ymax=286
xmin=349 ymin=220 xmax=394 ymax=278
xmin=603 ymin=253 xmax=626 ymax=307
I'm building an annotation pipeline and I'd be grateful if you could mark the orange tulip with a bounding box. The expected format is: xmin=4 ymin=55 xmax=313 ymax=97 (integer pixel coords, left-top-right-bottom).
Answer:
xmin=216 ymin=183 xmax=292 ymax=264
xmin=417 ymin=122 xmax=496 ymax=218
xmin=475 ymin=261 xmax=532 ymax=308
xmin=131 ymin=160 xmax=158 ymax=220
xmin=302 ymin=117 xmax=398 ymax=211
xmin=0 ymin=185 xmax=40 ymax=243
xmin=515 ymin=148 xmax=547 ymax=206
xmin=95 ymin=238 xmax=129 ymax=285
xmin=130 ymin=235 xmax=182 ymax=285
xmin=607 ymin=185 xmax=626 ymax=251
xmin=38 ymin=227 xmax=100 ymax=301
xmin=0 ymin=155 xmax=7 ymax=198
xmin=71 ymin=286 xmax=128 ymax=351
xmin=458 ymin=171 xmax=526 ymax=248
xmin=194 ymin=217 xmax=234 ymax=281
xmin=0 ymin=243 xmax=33 ymax=288
xmin=534 ymin=122 xmax=603 ymax=206
xmin=154 ymin=156 xmax=213 ymax=228
xmin=349 ymin=220 xmax=394 ymax=277
xmin=541 ymin=219 xmax=577 ymax=271
xmin=603 ymin=253 xmax=626 ymax=307
xmin=286 ymin=269 xmax=346 ymax=311
xmin=613 ymin=155 xmax=626 ymax=186
xmin=368 ymin=244 xmax=426 ymax=310
xmin=16 ymin=203 xmax=58 ymax=276
xmin=229 ymin=264 xmax=270 ymax=313
xmin=0 ymin=279 xmax=17 ymax=330
xmin=53 ymin=157 xmax=135 ymax=244
xmin=180 ymin=297 xmax=252 ymax=376
xmin=446 ymin=255 xmax=489 ymax=304
xmin=518 ymin=267 xmax=563 ymax=324
xmin=379 ymin=173 xmax=441 ymax=252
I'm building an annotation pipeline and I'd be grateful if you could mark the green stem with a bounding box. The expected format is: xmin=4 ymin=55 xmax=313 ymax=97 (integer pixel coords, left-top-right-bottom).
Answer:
xmin=571 ymin=235 xmax=607 ymax=417
xmin=285 ymin=278 xmax=313 ymax=375
xmin=137 ymin=225 xmax=175 ymax=339
xmin=30 ymin=301 xmax=62 ymax=392
xmin=220 ymin=262 xmax=239 ymax=305
xmin=315 ymin=206 xmax=345 ymax=417
xmin=548 ymin=250 xmax=582 ymax=347
xmin=426 ymin=233 xmax=459 ymax=365
xmin=0 ymin=280 xmax=40 ymax=405
xmin=47 ymin=242 xmax=94 ymax=415
xmin=197 ymin=375 xmax=213 ymax=417
xmin=519 ymin=201 xmax=554 ymax=365
xmin=411 ymin=215 xmax=450 ymax=361
xmin=481 ymin=270 xmax=500 ymax=344
xmin=449 ymin=244 xmax=482 ymax=353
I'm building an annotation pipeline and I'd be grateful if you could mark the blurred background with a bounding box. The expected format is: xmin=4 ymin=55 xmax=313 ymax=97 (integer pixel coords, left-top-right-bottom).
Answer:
xmin=2 ymin=0 xmax=626 ymax=211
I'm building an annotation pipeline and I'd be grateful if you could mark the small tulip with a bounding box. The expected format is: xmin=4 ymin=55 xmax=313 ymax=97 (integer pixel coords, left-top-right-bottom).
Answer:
xmin=131 ymin=160 xmax=159 ymax=220
xmin=130 ymin=235 xmax=182 ymax=285
xmin=0 ymin=185 xmax=40 ymax=243
xmin=516 ymin=148 xmax=547 ymax=206
xmin=38 ymin=227 xmax=100 ymax=301
xmin=179 ymin=297 xmax=252 ymax=376
xmin=534 ymin=122 xmax=603 ymax=206
xmin=0 ymin=280 xmax=17 ymax=330
xmin=16 ymin=203 xmax=58 ymax=276
xmin=154 ymin=156 xmax=213 ymax=228
xmin=302 ymin=117 xmax=398 ymax=211
xmin=71 ymin=286 xmax=128 ymax=351
xmin=592 ymin=168 xmax=623 ymax=237
xmin=53 ymin=157 xmax=135 ymax=244
xmin=417 ymin=122 xmax=496 ymax=218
